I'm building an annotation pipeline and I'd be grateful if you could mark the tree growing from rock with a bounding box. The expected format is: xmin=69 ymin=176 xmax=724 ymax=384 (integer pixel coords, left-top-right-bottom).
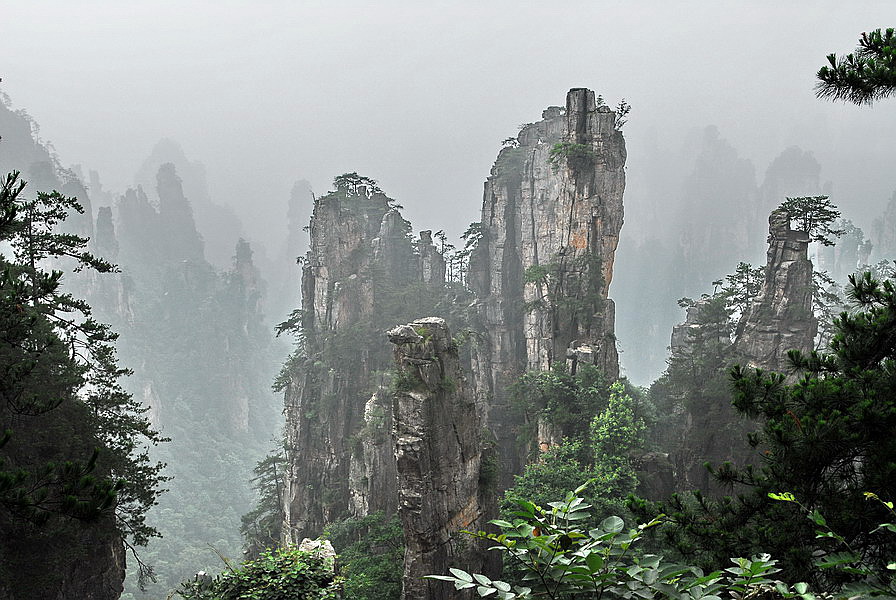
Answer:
xmin=777 ymin=195 xmax=844 ymax=246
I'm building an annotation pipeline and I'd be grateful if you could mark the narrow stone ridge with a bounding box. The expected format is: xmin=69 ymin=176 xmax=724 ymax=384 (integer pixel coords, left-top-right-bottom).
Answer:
xmin=388 ymin=318 xmax=494 ymax=600
xmin=735 ymin=208 xmax=817 ymax=371
xmin=468 ymin=87 xmax=626 ymax=470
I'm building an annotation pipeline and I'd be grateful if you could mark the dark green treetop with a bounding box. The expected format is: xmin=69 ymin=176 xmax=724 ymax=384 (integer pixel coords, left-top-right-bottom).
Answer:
xmin=777 ymin=196 xmax=845 ymax=246
xmin=817 ymin=27 xmax=896 ymax=105
xmin=0 ymin=171 xmax=167 ymax=584
xmin=636 ymin=272 xmax=896 ymax=591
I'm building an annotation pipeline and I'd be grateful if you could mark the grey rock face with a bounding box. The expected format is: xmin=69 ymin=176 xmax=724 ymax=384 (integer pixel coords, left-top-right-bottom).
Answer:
xmin=468 ymin=88 xmax=626 ymax=471
xmin=282 ymin=184 xmax=448 ymax=542
xmin=281 ymin=89 xmax=626 ymax=575
xmin=283 ymin=188 xmax=392 ymax=542
xmin=735 ymin=209 xmax=817 ymax=371
xmin=389 ymin=318 xmax=494 ymax=600
xmin=669 ymin=299 xmax=730 ymax=357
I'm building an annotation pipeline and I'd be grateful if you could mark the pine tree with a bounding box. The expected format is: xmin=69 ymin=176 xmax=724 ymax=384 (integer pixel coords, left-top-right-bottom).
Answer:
xmin=635 ymin=272 xmax=896 ymax=591
xmin=816 ymin=27 xmax=896 ymax=105
xmin=0 ymin=171 xmax=167 ymax=594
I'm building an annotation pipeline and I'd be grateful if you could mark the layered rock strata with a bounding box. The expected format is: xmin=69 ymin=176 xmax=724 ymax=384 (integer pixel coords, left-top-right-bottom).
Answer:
xmin=389 ymin=318 xmax=494 ymax=600
xmin=282 ymin=182 xmax=449 ymax=541
xmin=735 ymin=209 xmax=817 ymax=371
xmin=468 ymin=88 xmax=626 ymax=464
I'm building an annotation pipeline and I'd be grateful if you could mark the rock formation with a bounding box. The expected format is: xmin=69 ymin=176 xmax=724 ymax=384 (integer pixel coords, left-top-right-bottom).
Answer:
xmin=735 ymin=209 xmax=817 ymax=371
xmin=108 ymin=164 xmax=281 ymax=597
xmin=468 ymin=88 xmax=626 ymax=465
xmin=388 ymin=318 xmax=494 ymax=600
xmin=134 ymin=139 xmax=243 ymax=269
xmin=650 ymin=207 xmax=819 ymax=497
xmin=281 ymin=178 xmax=453 ymax=542
xmin=281 ymin=89 xmax=628 ymax=585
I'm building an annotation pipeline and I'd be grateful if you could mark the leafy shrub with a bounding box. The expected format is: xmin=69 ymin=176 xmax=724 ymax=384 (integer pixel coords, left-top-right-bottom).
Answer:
xmin=323 ymin=512 xmax=403 ymax=600
xmin=548 ymin=142 xmax=595 ymax=173
xmin=176 ymin=546 xmax=341 ymax=600
xmin=431 ymin=485 xmax=816 ymax=599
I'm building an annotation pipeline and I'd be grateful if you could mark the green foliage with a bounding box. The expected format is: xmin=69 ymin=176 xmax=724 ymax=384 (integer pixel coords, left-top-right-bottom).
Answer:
xmin=176 ymin=546 xmax=341 ymax=600
xmin=0 ymin=171 xmax=167 ymax=590
xmin=614 ymin=99 xmax=631 ymax=130
xmin=323 ymin=512 xmax=403 ymax=600
xmin=512 ymin=364 xmax=610 ymax=439
xmin=590 ymin=383 xmax=646 ymax=500
xmin=502 ymin=441 xmax=595 ymax=521
xmin=811 ymin=270 xmax=845 ymax=350
xmin=505 ymin=378 xmax=646 ymax=528
xmin=770 ymin=491 xmax=896 ymax=597
xmin=548 ymin=142 xmax=595 ymax=173
xmin=431 ymin=487 xmax=815 ymax=599
xmin=778 ymin=196 xmax=845 ymax=246
xmin=644 ymin=272 xmax=896 ymax=591
xmin=654 ymin=292 xmax=734 ymax=415
xmin=332 ymin=172 xmax=382 ymax=197
xmin=241 ymin=449 xmax=286 ymax=560
xmin=717 ymin=262 xmax=764 ymax=324
xmin=816 ymin=27 xmax=896 ymax=105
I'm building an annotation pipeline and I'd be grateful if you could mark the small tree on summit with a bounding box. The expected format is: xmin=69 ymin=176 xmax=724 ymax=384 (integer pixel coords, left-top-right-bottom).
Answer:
xmin=777 ymin=195 xmax=845 ymax=246
xmin=816 ymin=27 xmax=896 ymax=105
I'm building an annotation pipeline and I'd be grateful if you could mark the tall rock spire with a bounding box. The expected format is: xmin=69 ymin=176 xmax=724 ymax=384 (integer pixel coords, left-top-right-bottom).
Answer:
xmin=468 ymin=88 xmax=626 ymax=471
xmin=735 ymin=208 xmax=817 ymax=371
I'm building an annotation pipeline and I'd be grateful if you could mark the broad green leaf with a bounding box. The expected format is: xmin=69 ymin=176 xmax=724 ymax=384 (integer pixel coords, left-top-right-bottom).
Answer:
xmin=809 ymin=509 xmax=826 ymax=526
xmin=584 ymin=551 xmax=604 ymax=573
xmin=566 ymin=511 xmax=591 ymax=521
xmin=450 ymin=568 xmax=473 ymax=582
xmin=601 ymin=515 xmax=625 ymax=533
xmin=477 ymin=585 xmax=497 ymax=596
xmin=815 ymin=551 xmax=859 ymax=569
xmin=641 ymin=568 xmax=659 ymax=585
xmin=490 ymin=519 xmax=515 ymax=528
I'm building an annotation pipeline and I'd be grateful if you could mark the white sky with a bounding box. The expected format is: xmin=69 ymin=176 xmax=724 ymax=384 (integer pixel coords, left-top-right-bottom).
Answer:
xmin=2 ymin=1 xmax=895 ymax=246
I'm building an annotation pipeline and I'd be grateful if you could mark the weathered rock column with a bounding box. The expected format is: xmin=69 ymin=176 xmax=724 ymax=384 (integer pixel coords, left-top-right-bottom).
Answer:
xmin=468 ymin=87 xmax=626 ymax=469
xmin=388 ymin=318 xmax=493 ymax=600
xmin=735 ymin=209 xmax=817 ymax=371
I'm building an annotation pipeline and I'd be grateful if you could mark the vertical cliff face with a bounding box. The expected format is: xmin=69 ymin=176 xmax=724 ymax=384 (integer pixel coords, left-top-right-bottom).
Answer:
xmin=468 ymin=88 xmax=626 ymax=465
xmin=735 ymin=209 xmax=817 ymax=371
xmin=388 ymin=318 xmax=494 ymax=600
xmin=281 ymin=178 xmax=452 ymax=542
xmin=281 ymin=90 xmax=626 ymax=574
xmin=283 ymin=184 xmax=387 ymax=540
